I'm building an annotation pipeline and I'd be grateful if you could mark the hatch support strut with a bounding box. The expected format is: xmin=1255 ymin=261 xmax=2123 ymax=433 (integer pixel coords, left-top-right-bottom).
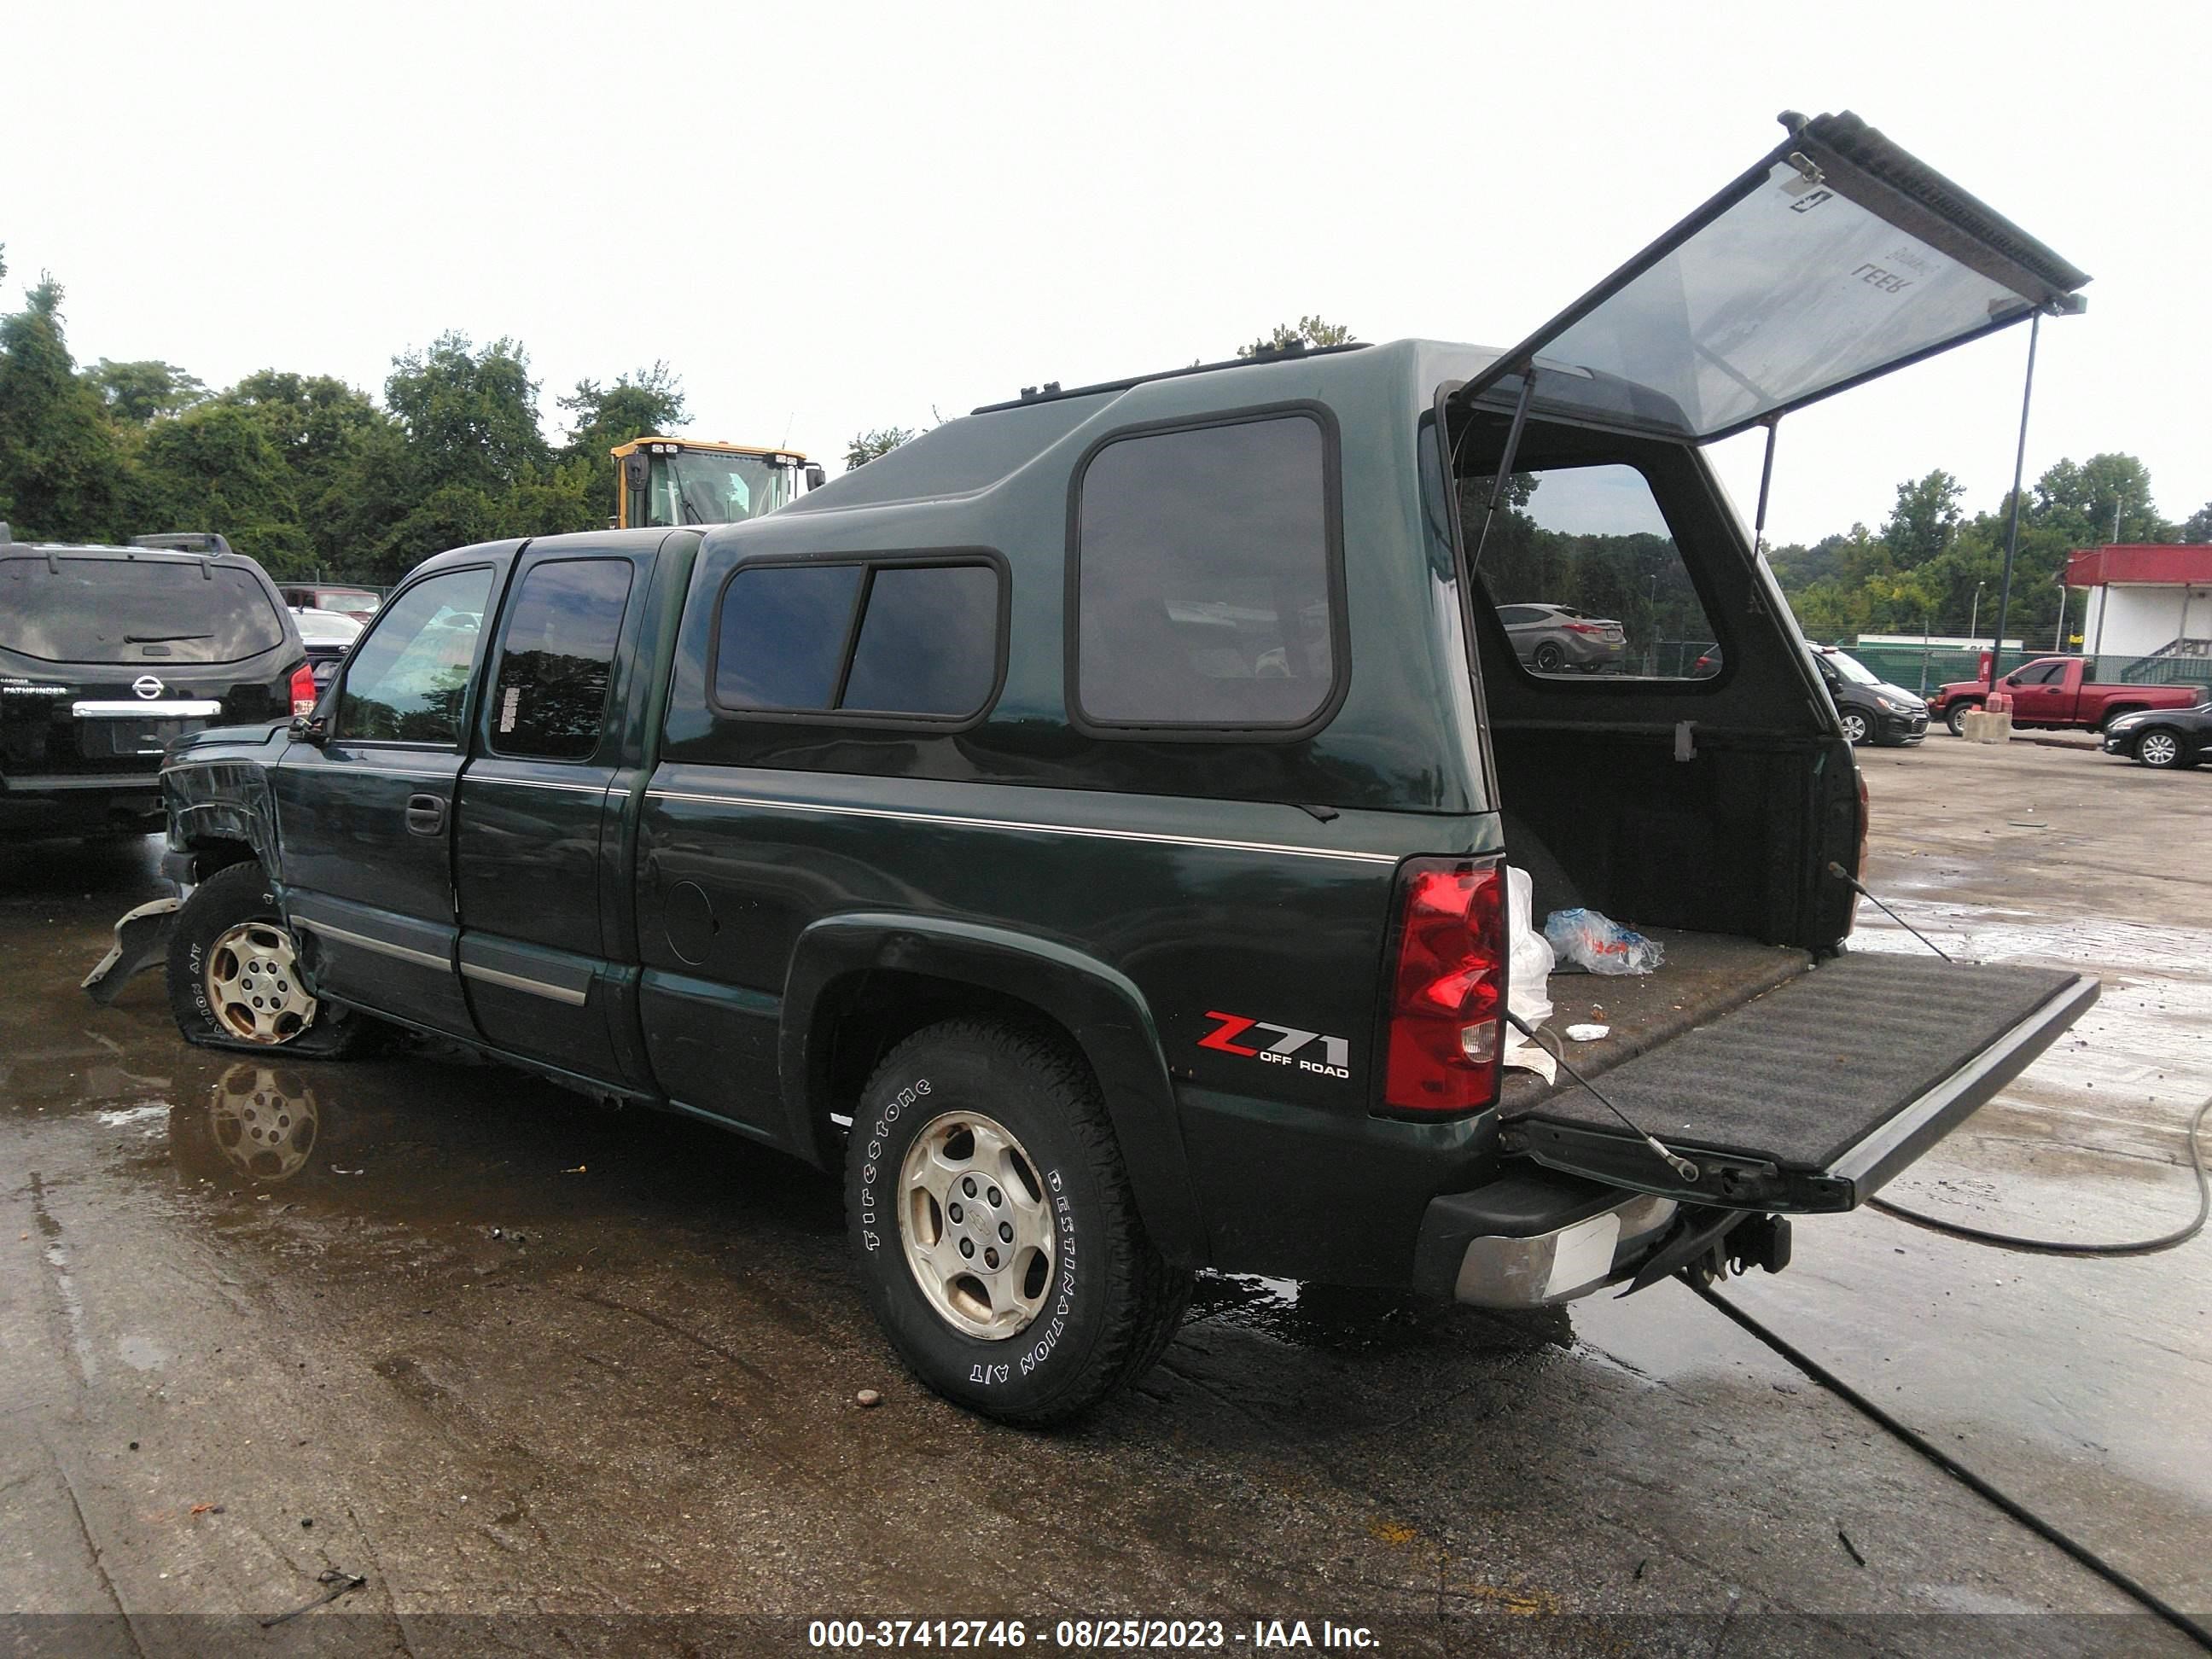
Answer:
xmin=1986 ymin=306 xmax=2045 ymax=692
xmin=1462 ymin=364 xmax=1539 ymax=578
xmin=1752 ymin=415 xmax=1781 ymax=556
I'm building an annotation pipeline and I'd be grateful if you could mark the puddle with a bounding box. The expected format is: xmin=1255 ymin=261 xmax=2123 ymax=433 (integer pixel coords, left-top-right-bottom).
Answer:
xmin=96 ymin=1104 xmax=170 ymax=1128
xmin=116 ymin=1334 xmax=170 ymax=1371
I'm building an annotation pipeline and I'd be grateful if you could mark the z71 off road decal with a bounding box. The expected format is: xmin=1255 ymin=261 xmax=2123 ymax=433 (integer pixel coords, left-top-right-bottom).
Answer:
xmin=1198 ymin=1011 xmax=1350 ymax=1080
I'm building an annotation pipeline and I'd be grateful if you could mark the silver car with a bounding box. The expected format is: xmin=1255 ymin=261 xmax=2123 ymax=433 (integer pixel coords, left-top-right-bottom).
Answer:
xmin=1497 ymin=602 xmax=1627 ymax=673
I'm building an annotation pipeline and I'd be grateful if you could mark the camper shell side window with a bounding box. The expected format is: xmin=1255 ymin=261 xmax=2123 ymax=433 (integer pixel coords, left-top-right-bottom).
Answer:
xmin=1066 ymin=404 xmax=1350 ymax=741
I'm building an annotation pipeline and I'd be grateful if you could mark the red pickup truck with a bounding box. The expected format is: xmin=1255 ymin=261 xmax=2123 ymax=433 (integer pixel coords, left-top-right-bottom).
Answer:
xmin=1929 ymin=656 xmax=2200 ymax=736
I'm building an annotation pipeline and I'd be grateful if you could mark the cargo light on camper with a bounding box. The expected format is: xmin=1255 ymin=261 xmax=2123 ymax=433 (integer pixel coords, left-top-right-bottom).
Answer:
xmin=1382 ymin=857 xmax=1505 ymax=1115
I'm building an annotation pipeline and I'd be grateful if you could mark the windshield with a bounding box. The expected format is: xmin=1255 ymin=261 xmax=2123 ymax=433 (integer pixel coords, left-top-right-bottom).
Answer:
xmin=0 ymin=556 xmax=289 ymax=664
xmin=644 ymin=451 xmax=796 ymax=527
xmin=1824 ymin=650 xmax=1880 ymax=685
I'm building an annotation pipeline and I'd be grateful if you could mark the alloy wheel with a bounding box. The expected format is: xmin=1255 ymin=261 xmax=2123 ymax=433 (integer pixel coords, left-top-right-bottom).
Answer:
xmin=203 ymin=922 xmax=317 ymax=1045
xmin=897 ymin=1109 xmax=1056 ymax=1340
xmin=2139 ymin=732 xmax=2181 ymax=768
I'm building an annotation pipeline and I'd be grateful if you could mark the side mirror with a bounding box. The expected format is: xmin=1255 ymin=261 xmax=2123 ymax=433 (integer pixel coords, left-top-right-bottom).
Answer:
xmin=288 ymin=713 xmax=329 ymax=747
xmin=622 ymin=454 xmax=649 ymax=492
xmin=804 ymin=463 xmax=827 ymax=491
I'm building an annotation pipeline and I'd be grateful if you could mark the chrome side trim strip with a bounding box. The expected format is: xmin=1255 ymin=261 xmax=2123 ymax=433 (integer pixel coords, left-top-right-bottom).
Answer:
xmin=644 ymin=789 xmax=1401 ymax=866
xmin=460 ymin=961 xmax=591 ymax=1005
xmin=73 ymin=700 xmax=224 ymax=719
xmin=292 ymin=915 xmax=450 ymax=971
xmin=467 ymin=775 xmax=608 ymax=795
xmin=312 ymin=765 xmax=453 ymax=783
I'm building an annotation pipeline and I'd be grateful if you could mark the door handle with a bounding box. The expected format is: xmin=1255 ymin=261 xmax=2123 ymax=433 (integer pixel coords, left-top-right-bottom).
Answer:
xmin=405 ymin=794 xmax=446 ymax=836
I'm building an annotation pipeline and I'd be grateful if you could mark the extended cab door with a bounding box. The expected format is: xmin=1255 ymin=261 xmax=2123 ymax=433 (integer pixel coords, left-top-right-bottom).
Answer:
xmin=452 ymin=544 xmax=646 ymax=1085
xmin=2005 ymin=658 xmax=2074 ymax=725
xmin=274 ymin=558 xmax=504 ymax=1036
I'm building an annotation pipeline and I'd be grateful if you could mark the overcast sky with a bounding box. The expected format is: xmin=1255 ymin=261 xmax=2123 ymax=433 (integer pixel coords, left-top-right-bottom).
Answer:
xmin=9 ymin=1 xmax=2204 ymax=545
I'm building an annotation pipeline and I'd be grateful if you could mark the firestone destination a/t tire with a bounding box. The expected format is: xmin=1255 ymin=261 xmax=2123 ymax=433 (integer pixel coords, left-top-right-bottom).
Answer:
xmin=165 ymin=863 xmax=379 ymax=1058
xmin=846 ymin=1018 xmax=1190 ymax=1425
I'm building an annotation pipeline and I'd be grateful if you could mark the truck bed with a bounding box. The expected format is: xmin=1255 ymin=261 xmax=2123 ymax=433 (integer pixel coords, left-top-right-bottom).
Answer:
xmin=1503 ymin=928 xmax=1813 ymax=1115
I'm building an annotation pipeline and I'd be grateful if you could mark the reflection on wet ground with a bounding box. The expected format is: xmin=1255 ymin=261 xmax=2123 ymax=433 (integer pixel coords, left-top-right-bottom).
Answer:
xmin=3 ymin=759 xmax=2209 ymax=1648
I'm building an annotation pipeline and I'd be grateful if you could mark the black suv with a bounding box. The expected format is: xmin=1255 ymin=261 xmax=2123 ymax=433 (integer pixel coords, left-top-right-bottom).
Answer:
xmin=90 ymin=114 xmax=2099 ymax=1423
xmin=1 ymin=527 xmax=312 ymax=841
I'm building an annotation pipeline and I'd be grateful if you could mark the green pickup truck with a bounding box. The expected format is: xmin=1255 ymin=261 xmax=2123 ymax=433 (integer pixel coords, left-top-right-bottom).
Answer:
xmin=90 ymin=113 xmax=2099 ymax=1423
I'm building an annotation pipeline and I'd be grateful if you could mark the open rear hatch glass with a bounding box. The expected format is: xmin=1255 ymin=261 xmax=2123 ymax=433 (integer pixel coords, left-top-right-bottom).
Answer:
xmin=1452 ymin=110 xmax=2090 ymax=439
xmin=1500 ymin=954 xmax=2097 ymax=1213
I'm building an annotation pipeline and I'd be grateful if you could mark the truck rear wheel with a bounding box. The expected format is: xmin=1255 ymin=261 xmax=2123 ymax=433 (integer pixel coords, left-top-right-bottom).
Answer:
xmin=845 ymin=1017 xmax=1190 ymax=1425
xmin=165 ymin=864 xmax=379 ymax=1058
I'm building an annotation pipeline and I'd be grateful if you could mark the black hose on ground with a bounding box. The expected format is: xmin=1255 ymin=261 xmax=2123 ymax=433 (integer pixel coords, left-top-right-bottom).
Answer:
xmin=1690 ymin=1278 xmax=2212 ymax=1652
xmin=1837 ymin=867 xmax=2209 ymax=1259
xmin=1869 ymin=1095 xmax=2210 ymax=1257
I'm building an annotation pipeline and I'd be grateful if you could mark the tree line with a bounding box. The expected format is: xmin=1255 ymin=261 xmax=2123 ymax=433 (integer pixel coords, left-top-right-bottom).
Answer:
xmin=1770 ymin=458 xmax=2211 ymax=648
xmin=0 ymin=247 xmax=686 ymax=584
xmin=7 ymin=268 xmax=2201 ymax=636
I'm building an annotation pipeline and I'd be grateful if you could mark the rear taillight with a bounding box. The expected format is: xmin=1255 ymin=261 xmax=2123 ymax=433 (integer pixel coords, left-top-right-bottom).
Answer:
xmin=1382 ymin=856 xmax=1506 ymax=1115
xmin=1563 ymin=621 xmax=1601 ymax=635
xmin=289 ymin=663 xmax=318 ymax=716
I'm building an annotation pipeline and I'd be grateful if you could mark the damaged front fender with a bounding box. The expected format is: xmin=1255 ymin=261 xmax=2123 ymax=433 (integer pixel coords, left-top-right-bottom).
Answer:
xmin=82 ymin=896 xmax=182 ymax=1006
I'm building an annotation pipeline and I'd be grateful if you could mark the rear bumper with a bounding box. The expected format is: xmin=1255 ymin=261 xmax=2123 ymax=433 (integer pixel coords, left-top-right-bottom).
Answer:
xmin=1412 ymin=1173 xmax=1678 ymax=1305
xmin=0 ymin=771 xmax=164 ymax=836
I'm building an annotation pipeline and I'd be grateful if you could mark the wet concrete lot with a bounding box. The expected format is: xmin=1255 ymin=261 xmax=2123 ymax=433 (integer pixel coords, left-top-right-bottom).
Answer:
xmin=3 ymin=739 xmax=2207 ymax=1656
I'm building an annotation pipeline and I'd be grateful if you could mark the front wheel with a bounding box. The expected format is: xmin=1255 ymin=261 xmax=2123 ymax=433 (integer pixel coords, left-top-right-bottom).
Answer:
xmin=165 ymin=864 xmax=379 ymax=1057
xmin=1945 ymin=701 xmax=1978 ymax=737
xmin=2135 ymin=729 xmax=2186 ymax=769
xmin=1839 ymin=709 xmax=1872 ymax=745
xmin=846 ymin=1018 xmax=1190 ymax=1425
xmin=1532 ymin=641 xmax=1567 ymax=672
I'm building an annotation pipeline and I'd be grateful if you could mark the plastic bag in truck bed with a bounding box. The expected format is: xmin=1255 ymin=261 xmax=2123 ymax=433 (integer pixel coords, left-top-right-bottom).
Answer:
xmin=1545 ymin=907 xmax=1664 ymax=975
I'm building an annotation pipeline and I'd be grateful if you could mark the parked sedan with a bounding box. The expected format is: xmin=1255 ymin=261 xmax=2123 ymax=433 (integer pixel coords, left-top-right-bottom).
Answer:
xmin=2101 ymin=700 xmax=2212 ymax=770
xmin=278 ymin=583 xmax=381 ymax=623
xmin=291 ymin=605 xmax=362 ymax=698
xmin=1498 ymin=602 xmax=1627 ymax=672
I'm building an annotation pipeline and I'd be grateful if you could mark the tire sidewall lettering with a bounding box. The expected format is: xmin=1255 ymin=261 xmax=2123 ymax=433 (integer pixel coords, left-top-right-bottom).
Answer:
xmin=853 ymin=1079 xmax=930 ymax=1254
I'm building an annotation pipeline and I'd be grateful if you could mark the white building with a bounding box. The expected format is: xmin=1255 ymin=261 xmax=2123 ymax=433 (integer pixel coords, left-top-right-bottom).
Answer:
xmin=2066 ymin=544 xmax=2212 ymax=661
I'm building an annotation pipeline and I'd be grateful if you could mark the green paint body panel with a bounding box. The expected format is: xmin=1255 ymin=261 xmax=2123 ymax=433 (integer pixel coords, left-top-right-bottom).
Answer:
xmin=150 ymin=341 xmax=1868 ymax=1288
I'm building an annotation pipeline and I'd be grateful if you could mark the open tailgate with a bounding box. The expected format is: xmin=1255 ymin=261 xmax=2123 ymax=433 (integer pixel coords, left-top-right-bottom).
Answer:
xmin=1499 ymin=954 xmax=2097 ymax=1212
xmin=1453 ymin=111 xmax=2090 ymax=440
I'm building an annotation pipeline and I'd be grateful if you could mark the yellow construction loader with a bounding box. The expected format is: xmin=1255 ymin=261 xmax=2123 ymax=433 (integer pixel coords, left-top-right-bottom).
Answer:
xmin=611 ymin=437 xmax=824 ymax=529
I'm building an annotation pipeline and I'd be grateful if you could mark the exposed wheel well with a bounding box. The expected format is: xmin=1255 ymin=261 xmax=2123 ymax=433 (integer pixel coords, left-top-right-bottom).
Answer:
xmin=181 ymin=838 xmax=259 ymax=882
xmin=2101 ymin=705 xmax=2145 ymax=731
xmin=804 ymin=969 xmax=1090 ymax=1167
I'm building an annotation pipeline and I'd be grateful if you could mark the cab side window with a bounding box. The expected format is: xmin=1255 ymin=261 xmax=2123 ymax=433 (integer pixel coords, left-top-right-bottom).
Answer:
xmin=338 ymin=567 xmax=494 ymax=745
xmin=487 ymin=559 xmax=635 ymax=760
xmin=711 ymin=558 xmax=1003 ymax=721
